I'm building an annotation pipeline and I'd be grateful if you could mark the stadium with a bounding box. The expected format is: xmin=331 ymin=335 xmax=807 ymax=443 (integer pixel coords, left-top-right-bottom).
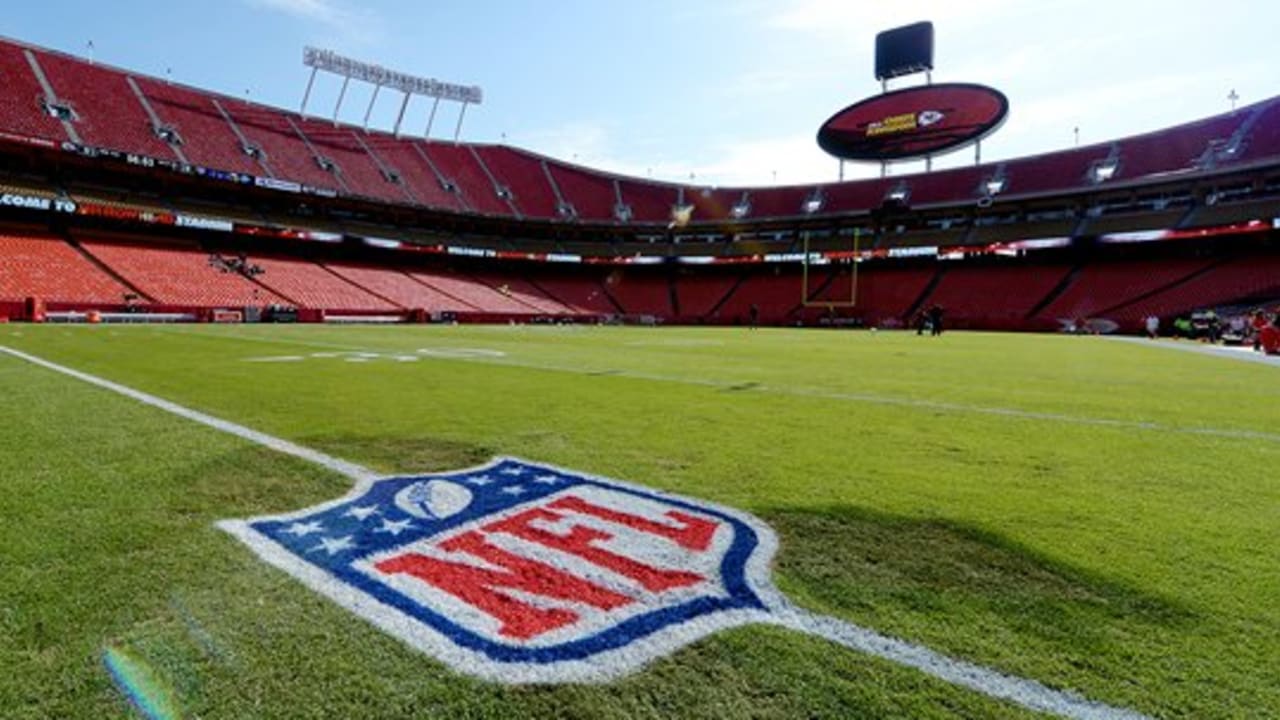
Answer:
xmin=1 ymin=4 xmax=1278 ymax=719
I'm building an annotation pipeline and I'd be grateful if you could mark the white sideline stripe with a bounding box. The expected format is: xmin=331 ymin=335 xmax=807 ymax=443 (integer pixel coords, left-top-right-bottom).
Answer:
xmin=160 ymin=327 xmax=1280 ymax=444
xmin=0 ymin=345 xmax=378 ymax=484
xmin=773 ymin=605 xmax=1149 ymax=720
xmin=1107 ymin=336 xmax=1280 ymax=368
xmin=0 ymin=342 xmax=1152 ymax=719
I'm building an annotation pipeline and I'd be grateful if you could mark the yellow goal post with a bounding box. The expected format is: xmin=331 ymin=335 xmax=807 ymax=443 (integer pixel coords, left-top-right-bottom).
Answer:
xmin=800 ymin=228 xmax=860 ymax=308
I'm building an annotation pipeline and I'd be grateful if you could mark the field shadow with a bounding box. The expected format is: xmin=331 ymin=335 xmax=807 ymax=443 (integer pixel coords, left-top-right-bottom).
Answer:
xmin=762 ymin=505 xmax=1197 ymax=658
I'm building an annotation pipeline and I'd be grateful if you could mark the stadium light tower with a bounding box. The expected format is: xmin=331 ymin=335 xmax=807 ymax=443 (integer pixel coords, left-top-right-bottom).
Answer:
xmin=300 ymin=47 xmax=483 ymax=140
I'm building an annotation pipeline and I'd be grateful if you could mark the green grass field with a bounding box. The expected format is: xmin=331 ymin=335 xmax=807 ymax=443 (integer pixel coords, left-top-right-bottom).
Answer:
xmin=2 ymin=324 xmax=1277 ymax=719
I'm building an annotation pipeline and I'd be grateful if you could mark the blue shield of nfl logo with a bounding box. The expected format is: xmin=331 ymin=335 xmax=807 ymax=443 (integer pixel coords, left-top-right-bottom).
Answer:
xmin=220 ymin=458 xmax=780 ymax=683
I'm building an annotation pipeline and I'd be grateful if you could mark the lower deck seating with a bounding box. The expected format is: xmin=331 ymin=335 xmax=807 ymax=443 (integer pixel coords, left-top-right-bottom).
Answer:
xmin=324 ymin=264 xmax=474 ymax=312
xmin=604 ymin=273 xmax=672 ymax=316
xmin=1108 ymin=255 xmax=1280 ymax=327
xmin=675 ymin=275 xmax=739 ymax=317
xmin=2 ymin=227 xmax=1276 ymax=328
xmin=530 ymin=275 xmax=616 ymax=314
xmin=728 ymin=266 xmax=937 ymax=327
xmin=251 ymin=257 xmax=398 ymax=312
xmin=0 ymin=234 xmax=132 ymax=304
xmin=1036 ymin=258 xmax=1213 ymax=322
xmin=714 ymin=271 xmax=801 ymax=323
xmin=830 ymin=266 xmax=936 ymax=326
xmin=410 ymin=270 xmax=541 ymax=314
xmin=921 ymin=264 xmax=1072 ymax=327
xmin=466 ymin=273 xmax=573 ymax=313
xmin=80 ymin=240 xmax=285 ymax=307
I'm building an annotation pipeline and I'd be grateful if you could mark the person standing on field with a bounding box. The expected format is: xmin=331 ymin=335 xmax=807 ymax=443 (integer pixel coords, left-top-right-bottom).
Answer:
xmin=1252 ymin=310 xmax=1269 ymax=351
xmin=928 ymin=304 xmax=945 ymax=336
xmin=1262 ymin=315 xmax=1280 ymax=356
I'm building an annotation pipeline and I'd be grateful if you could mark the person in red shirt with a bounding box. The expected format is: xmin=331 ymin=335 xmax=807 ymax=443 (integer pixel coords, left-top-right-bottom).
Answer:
xmin=1251 ymin=311 xmax=1270 ymax=351
xmin=1261 ymin=315 xmax=1280 ymax=356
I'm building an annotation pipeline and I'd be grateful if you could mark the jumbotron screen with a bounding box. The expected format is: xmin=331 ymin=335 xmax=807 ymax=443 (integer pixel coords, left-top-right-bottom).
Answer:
xmin=817 ymin=83 xmax=1009 ymax=162
xmin=875 ymin=22 xmax=935 ymax=81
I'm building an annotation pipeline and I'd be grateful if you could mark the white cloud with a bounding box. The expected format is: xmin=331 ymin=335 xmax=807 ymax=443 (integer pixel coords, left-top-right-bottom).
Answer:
xmin=500 ymin=0 xmax=1278 ymax=191
xmin=518 ymin=121 xmax=848 ymax=188
xmin=681 ymin=134 xmax=840 ymax=187
xmin=517 ymin=122 xmax=613 ymax=166
xmin=249 ymin=0 xmax=342 ymax=24
xmin=768 ymin=0 xmax=1014 ymax=40
xmin=245 ymin=0 xmax=382 ymax=44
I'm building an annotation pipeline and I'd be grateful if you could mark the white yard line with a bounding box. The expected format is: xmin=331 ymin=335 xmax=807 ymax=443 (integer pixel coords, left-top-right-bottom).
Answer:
xmin=0 ymin=341 xmax=1152 ymax=719
xmin=152 ymin=327 xmax=1280 ymax=444
xmin=0 ymin=345 xmax=378 ymax=484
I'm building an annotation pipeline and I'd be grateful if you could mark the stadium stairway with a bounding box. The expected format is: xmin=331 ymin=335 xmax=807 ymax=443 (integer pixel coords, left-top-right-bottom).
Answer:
xmin=132 ymin=77 xmax=264 ymax=176
xmin=420 ymin=144 xmax=515 ymax=217
xmin=473 ymin=147 xmax=561 ymax=220
xmin=674 ymin=274 xmax=741 ymax=320
xmin=1102 ymin=254 xmax=1280 ymax=328
xmin=1023 ymin=263 xmax=1086 ymax=324
xmin=295 ymin=124 xmax=413 ymax=205
xmin=65 ymin=236 xmax=154 ymax=302
xmin=713 ymin=271 xmax=805 ymax=324
xmin=223 ymin=103 xmax=345 ymax=193
xmin=469 ymin=273 xmax=575 ymax=314
xmin=547 ymin=163 xmax=618 ymax=222
xmin=698 ymin=272 xmax=753 ymax=322
xmin=409 ymin=270 xmax=538 ymax=314
xmin=0 ymin=44 xmax=67 ymax=144
xmin=324 ymin=264 xmax=473 ymax=312
xmin=33 ymin=50 xmax=179 ymax=160
xmin=78 ymin=239 xmax=289 ymax=308
xmin=903 ymin=266 xmax=947 ymax=323
xmin=921 ymin=264 xmax=1075 ymax=329
xmin=251 ymin=257 xmax=399 ymax=312
xmin=364 ymin=136 xmax=466 ymax=211
xmin=528 ymin=274 xmax=619 ymax=315
xmin=1034 ymin=257 xmax=1218 ymax=327
xmin=604 ymin=272 xmax=674 ymax=317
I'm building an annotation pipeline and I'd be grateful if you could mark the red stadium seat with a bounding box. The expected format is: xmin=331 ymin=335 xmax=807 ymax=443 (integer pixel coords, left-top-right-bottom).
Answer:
xmin=250 ymin=257 xmax=400 ymax=312
xmin=1 ymin=37 xmax=1274 ymax=223
xmin=603 ymin=272 xmax=673 ymax=316
xmin=79 ymin=241 xmax=288 ymax=307
xmin=132 ymin=77 xmax=264 ymax=176
xmin=33 ymin=50 xmax=178 ymax=160
xmin=0 ymin=44 xmax=67 ymax=144
xmin=0 ymin=234 xmax=132 ymax=304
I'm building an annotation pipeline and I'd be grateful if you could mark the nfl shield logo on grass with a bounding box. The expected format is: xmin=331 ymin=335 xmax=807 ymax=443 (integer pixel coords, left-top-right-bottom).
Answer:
xmin=220 ymin=458 xmax=780 ymax=683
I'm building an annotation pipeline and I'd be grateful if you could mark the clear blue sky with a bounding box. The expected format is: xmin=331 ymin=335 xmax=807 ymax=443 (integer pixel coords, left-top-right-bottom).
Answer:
xmin=3 ymin=0 xmax=1275 ymax=186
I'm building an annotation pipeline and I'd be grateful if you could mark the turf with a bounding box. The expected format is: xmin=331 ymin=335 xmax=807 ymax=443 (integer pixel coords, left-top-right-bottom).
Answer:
xmin=1 ymin=324 xmax=1277 ymax=719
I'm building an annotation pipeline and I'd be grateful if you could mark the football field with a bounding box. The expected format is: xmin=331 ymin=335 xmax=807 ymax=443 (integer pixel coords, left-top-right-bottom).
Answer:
xmin=2 ymin=324 xmax=1277 ymax=719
